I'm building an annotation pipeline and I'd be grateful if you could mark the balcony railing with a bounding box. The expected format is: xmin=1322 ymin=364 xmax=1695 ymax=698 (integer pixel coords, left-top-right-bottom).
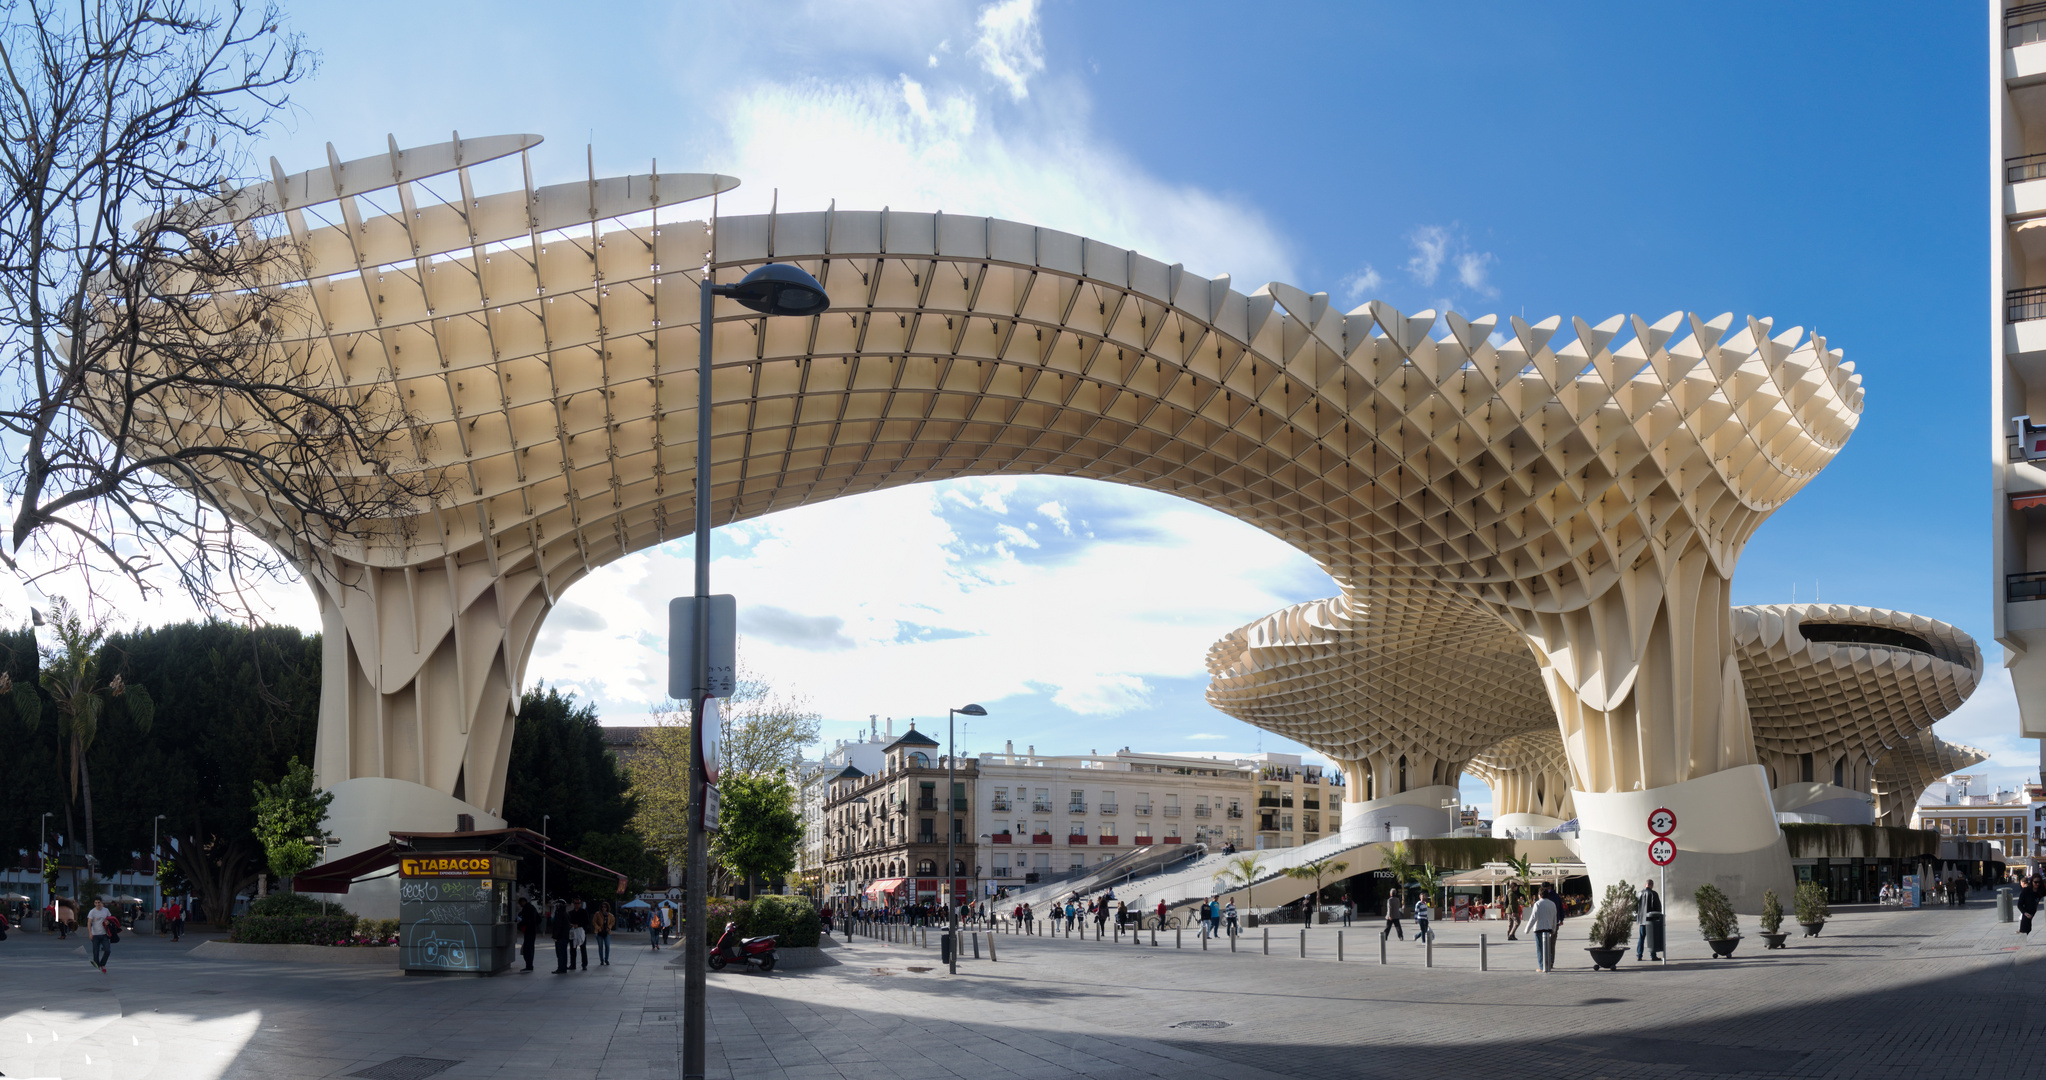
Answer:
xmin=993 ymin=867 xmax=1014 ymax=878
xmin=1068 ymin=834 xmax=1088 ymax=845
xmin=1134 ymin=805 xmax=1151 ymax=815
xmin=1068 ymin=803 xmax=1087 ymax=813
xmin=2010 ymin=286 xmax=2046 ymax=324
xmin=1099 ymin=803 xmax=1119 ymax=815
xmin=1303 ymin=800 xmax=1321 ymax=810
xmin=2013 ymin=2 xmax=2046 ymax=47
xmin=917 ymin=797 xmax=937 ymax=811
xmin=990 ymin=833 xmax=1012 ymax=843
xmin=1032 ymin=833 xmax=1053 ymax=844
xmin=2011 ymin=571 xmax=2046 ymax=603
xmin=1193 ymin=806 xmax=1211 ymax=818
xmin=1163 ymin=806 xmax=1180 ymax=817
xmin=1032 ymin=802 xmax=1054 ymax=813
xmin=1227 ymin=808 xmax=1243 ymax=818
xmin=916 ymin=833 xmax=936 ymax=844
xmin=990 ymin=799 xmax=1011 ymax=812
xmin=2013 ymin=152 xmax=2046 ymax=184
xmin=1257 ymin=797 xmax=1282 ymax=808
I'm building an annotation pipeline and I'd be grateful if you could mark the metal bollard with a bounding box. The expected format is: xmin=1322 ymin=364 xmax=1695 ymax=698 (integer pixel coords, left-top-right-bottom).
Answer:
xmin=1425 ymin=931 xmax=1433 ymax=968
xmin=1177 ymin=928 xmax=1182 ymax=949
xmin=1230 ymin=926 xmax=1237 ymax=952
xmin=1300 ymin=927 xmax=1306 ymax=958
xmin=1151 ymin=926 xmax=1158 ymax=947
xmin=1480 ymin=933 xmax=1488 ymax=971
xmin=1263 ymin=927 xmax=1270 ymax=955
xmin=986 ymin=931 xmax=997 ymax=962
xmin=1380 ymin=932 xmax=1387 ymax=965
xmin=1337 ymin=929 xmax=1344 ymax=962
xmin=972 ymin=933 xmax=981 ymax=959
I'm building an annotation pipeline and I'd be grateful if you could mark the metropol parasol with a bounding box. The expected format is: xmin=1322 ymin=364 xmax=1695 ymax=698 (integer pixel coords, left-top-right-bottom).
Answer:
xmin=128 ymin=133 xmax=1983 ymax=914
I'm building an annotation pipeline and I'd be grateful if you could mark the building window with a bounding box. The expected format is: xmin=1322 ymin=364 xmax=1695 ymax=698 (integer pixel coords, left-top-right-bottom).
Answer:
xmin=917 ymin=859 xmax=936 ymax=875
xmin=1996 ymin=819 xmax=2009 ymax=835
xmin=910 ymin=752 xmax=930 ymax=767
xmin=1136 ymin=824 xmax=1151 ymax=839
xmin=1978 ymin=818 xmax=1990 ymax=835
xmin=1070 ymin=854 xmax=1085 ymax=869
xmin=1069 ymin=822 xmax=1085 ymax=835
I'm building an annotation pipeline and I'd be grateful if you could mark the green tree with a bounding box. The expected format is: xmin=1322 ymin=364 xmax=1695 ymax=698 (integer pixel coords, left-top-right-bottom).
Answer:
xmin=31 ymin=599 xmax=154 ymax=861
xmin=621 ymin=705 xmax=691 ymax=873
xmin=1212 ymin=852 xmax=1269 ymax=909
xmin=1283 ymin=856 xmax=1351 ymax=920
xmin=573 ymin=830 xmax=667 ymax=895
xmin=712 ymin=771 xmax=801 ymax=897
xmin=720 ymin=656 xmax=822 ymax=775
xmin=250 ymin=755 xmax=331 ymax=886
xmin=500 ymin=684 xmax=648 ymax=895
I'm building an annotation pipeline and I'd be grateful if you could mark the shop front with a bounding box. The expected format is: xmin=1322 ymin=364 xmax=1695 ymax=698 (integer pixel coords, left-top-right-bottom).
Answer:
xmin=397 ymin=853 xmax=518 ymax=976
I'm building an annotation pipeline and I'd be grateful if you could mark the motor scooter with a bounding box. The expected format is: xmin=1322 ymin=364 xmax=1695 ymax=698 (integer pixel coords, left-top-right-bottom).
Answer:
xmin=708 ymin=921 xmax=778 ymax=972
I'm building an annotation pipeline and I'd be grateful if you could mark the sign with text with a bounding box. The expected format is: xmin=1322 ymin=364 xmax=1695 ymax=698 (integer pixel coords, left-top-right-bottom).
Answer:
xmin=399 ymin=855 xmax=516 ymax=879
xmin=699 ymin=696 xmax=722 ymax=832
xmin=1647 ymin=808 xmax=1677 ymax=837
xmin=1647 ymin=837 xmax=1676 ymax=866
xmin=668 ymin=595 xmax=736 ymax=699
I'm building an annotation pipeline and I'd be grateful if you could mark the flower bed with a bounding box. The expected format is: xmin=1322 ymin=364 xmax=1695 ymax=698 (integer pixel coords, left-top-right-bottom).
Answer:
xmin=229 ymin=914 xmax=399 ymax=946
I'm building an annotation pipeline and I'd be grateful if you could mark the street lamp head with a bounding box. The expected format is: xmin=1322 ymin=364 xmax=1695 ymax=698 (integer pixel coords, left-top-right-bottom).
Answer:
xmin=955 ymin=704 xmax=987 ymax=717
xmin=725 ymin=263 xmax=831 ymax=317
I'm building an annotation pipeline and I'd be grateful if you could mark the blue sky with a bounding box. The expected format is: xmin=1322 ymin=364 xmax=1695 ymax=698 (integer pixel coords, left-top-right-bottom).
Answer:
xmin=72 ymin=2 xmax=2023 ymax=810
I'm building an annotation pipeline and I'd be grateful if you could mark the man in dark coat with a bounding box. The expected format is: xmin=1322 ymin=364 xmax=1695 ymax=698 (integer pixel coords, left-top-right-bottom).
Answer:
xmin=515 ymin=899 xmax=541 ymax=971
xmin=548 ymin=900 xmax=571 ymax=974
xmin=2018 ymin=876 xmax=2041 ymax=936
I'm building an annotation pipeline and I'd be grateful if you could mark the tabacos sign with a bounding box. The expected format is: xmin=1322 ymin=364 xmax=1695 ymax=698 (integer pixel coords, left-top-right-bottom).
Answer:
xmin=399 ymin=856 xmax=510 ymax=878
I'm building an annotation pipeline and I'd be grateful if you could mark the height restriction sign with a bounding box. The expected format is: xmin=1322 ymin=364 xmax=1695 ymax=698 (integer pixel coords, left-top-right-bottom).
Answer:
xmin=1647 ymin=808 xmax=1677 ymax=836
xmin=1648 ymin=836 xmax=1677 ymax=866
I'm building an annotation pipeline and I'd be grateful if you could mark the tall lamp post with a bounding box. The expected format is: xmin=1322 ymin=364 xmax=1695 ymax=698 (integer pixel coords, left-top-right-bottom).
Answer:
xmin=684 ymin=259 xmax=831 ymax=1080
xmin=946 ymin=703 xmax=987 ymax=975
xmin=38 ymin=811 xmax=52 ymax=926
xmin=151 ymin=814 xmax=166 ymax=918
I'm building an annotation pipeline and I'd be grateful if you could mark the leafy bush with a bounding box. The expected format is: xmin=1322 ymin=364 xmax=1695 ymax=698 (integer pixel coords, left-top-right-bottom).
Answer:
xmin=1588 ymin=881 xmax=1637 ymax=949
xmin=1693 ymin=884 xmax=1739 ymax=941
xmin=1794 ymin=881 xmax=1830 ymax=924
xmin=701 ymin=897 xmax=744 ymax=945
xmin=360 ymin=918 xmax=400 ymax=942
xmin=248 ymin=892 xmax=345 ymax=918
xmin=229 ymin=914 xmax=361 ymax=945
xmin=1760 ymin=890 xmax=1783 ymax=934
xmin=743 ymin=895 xmax=822 ymax=948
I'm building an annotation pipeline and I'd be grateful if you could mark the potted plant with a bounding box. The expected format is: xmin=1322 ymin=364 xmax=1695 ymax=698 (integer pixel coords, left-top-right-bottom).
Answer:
xmin=1694 ymin=884 xmax=1741 ymax=957
xmin=1758 ymin=889 xmax=1787 ymax=949
xmin=1795 ymin=881 xmax=1829 ymax=937
xmin=1585 ymin=881 xmax=1637 ymax=970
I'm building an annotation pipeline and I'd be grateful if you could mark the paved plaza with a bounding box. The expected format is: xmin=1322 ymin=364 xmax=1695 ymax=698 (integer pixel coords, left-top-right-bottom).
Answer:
xmin=1 ymin=903 xmax=2041 ymax=1080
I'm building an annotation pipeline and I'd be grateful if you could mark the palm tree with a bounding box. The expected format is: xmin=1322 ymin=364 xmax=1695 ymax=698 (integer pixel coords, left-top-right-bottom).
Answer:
xmin=1283 ymin=856 xmax=1351 ymax=925
xmin=32 ymin=601 xmax=153 ymax=861
xmin=1411 ymin=861 xmax=1444 ymax=921
xmin=1212 ymin=852 xmax=1268 ymax=910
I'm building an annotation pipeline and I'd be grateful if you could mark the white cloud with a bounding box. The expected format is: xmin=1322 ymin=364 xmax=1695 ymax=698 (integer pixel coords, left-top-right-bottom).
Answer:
xmin=995 ymin=523 xmax=1038 ymax=549
xmin=1050 ymin=671 xmax=1151 ymax=716
xmin=1406 ymin=226 xmax=1450 ymax=285
xmin=1928 ymin=667 xmax=2043 ymax=788
xmin=1186 ymin=733 xmax=1226 ymax=741
xmin=1456 ymin=251 xmax=1497 ymax=297
xmin=1036 ymin=500 xmax=1072 ymax=536
xmin=970 ymin=0 xmax=1045 ymax=101
xmin=1339 ymin=264 xmax=1383 ymax=304
xmin=979 ymin=489 xmax=1009 ymax=514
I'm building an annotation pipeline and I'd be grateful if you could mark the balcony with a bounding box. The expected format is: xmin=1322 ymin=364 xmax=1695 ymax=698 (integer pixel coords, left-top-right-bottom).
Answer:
xmin=1257 ymin=797 xmax=1281 ymax=808
xmin=1031 ymin=833 xmax=1053 ymax=844
xmin=953 ymin=797 xmax=968 ymax=811
xmin=1134 ymin=805 xmax=1151 ymax=815
xmin=1193 ymin=806 xmax=1212 ymax=818
xmin=1068 ymin=834 xmax=1088 ymax=845
xmin=1099 ymin=803 xmax=1119 ymax=815
xmin=1133 ymin=835 xmax=1153 ymax=845
xmin=2012 ymin=571 xmax=2046 ymax=603
xmin=1068 ymin=803 xmax=1087 ymax=814
xmin=1099 ymin=836 xmax=1119 ymax=846
xmin=916 ymin=833 xmax=936 ymax=845
xmin=991 ymin=799 xmax=1011 ymax=812
xmin=1163 ymin=806 xmax=1180 ymax=817
xmin=1163 ymin=837 xmax=1182 ymax=844
xmin=1226 ymin=808 xmax=1243 ymax=818
xmin=917 ymin=797 xmax=938 ymax=811
xmin=2014 ymin=151 xmax=2046 ymax=185
xmin=2010 ymin=286 xmax=2046 ymax=324
xmin=1303 ymin=800 xmax=1320 ymax=810
xmin=1031 ymin=802 xmax=1054 ymax=813
xmin=2013 ymin=3 xmax=2046 ymax=48
xmin=990 ymin=833 xmax=1013 ymax=844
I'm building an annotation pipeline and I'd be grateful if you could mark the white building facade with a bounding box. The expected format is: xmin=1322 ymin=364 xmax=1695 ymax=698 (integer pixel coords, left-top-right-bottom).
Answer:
xmin=795 ymin=717 xmax=897 ymax=887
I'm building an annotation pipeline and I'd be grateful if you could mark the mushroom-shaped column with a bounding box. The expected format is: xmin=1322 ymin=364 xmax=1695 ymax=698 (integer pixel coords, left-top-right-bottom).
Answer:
xmin=1403 ymin=304 xmax=1862 ymax=911
xmin=1465 ymin=730 xmax=1577 ymax=837
xmin=1871 ymin=733 xmax=1991 ymax=828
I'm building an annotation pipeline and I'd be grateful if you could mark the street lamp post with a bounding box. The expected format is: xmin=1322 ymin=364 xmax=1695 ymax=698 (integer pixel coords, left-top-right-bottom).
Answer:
xmin=151 ymin=815 xmax=166 ymax=923
xmin=38 ymin=811 xmax=52 ymax=927
xmin=684 ymin=259 xmax=830 ymax=1080
xmin=946 ymin=703 xmax=987 ymax=975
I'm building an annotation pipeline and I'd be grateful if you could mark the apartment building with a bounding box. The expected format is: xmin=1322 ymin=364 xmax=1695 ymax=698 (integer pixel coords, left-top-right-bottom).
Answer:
xmin=1244 ymin=752 xmax=1347 ymax=850
xmin=972 ymin=744 xmax=1255 ymax=889
xmin=1913 ymin=774 xmax=2038 ymax=866
xmin=793 ymin=716 xmax=896 ymax=887
xmin=821 ymin=724 xmax=978 ymax=906
xmin=1993 ymin=2 xmax=2046 ymax=761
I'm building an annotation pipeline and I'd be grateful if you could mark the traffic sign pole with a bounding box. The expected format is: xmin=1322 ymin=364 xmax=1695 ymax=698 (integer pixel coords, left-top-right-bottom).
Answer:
xmin=1646 ymin=808 xmax=1676 ymax=966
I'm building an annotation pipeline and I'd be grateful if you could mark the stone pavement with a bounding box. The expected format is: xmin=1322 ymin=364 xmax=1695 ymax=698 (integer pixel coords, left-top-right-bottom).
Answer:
xmin=1 ymin=903 xmax=2041 ymax=1079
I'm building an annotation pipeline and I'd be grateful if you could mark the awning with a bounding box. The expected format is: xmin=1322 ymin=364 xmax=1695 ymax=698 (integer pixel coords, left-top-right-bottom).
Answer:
xmin=293 ymin=827 xmax=628 ymax=895
xmin=2015 ymin=493 xmax=2046 ymax=511
xmin=864 ymin=877 xmax=908 ymax=900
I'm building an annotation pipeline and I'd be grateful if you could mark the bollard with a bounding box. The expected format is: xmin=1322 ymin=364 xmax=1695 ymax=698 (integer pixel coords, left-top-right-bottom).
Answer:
xmin=1263 ymin=927 xmax=1270 ymax=955
xmin=1177 ymin=928 xmax=1182 ymax=949
xmin=987 ymin=931 xmax=998 ymax=962
xmin=972 ymin=933 xmax=981 ymax=959
xmin=1380 ymin=932 xmax=1387 ymax=965
xmin=1480 ymin=933 xmax=1488 ymax=972
xmin=1231 ymin=926 xmax=1237 ymax=952
xmin=1425 ymin=931 xmax=1433 ymax=968
xmin=1151 ymin=926 xmax=1158 ymax=947
xmin=1300 ymin=927 xmax=1306 ymax=958
xmin=1337 ymin=930 xmax=1344 ymax=962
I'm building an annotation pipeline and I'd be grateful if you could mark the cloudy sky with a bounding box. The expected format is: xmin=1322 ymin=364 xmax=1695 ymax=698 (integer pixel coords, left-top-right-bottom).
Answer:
xmin=25 ymin=2 xmax=2022 ymax=815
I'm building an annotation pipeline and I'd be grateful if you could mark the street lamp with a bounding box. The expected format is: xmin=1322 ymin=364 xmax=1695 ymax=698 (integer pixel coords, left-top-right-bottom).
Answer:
xmin=685 ymin=259 xmax=831 ymax=1080
xmin=946 ymin=703 xmax=987 ymax=975
xmin=151 ymin=814 xmax=166 ymax=916
xmin=39 ymin=811 xmax=52 ymax=925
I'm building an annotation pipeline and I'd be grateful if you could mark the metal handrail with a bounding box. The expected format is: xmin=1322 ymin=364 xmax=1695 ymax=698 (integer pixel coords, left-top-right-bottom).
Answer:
xmin=2011 ymin=287 xmax=2046 ymax=323
xmin=2012 ymin=151 xmax=2046 ymax=184
xmin=2013 ymin=2 xmax=2046 ymax=46
xmin=2010 ymin=571 xmax=2046 ymax=602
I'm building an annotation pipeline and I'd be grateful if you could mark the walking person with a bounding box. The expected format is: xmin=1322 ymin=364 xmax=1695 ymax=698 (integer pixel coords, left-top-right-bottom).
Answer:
xmin=569 ymin=899 xmax=591 ymax=971
xmin=1636 ymin=879 xmax=1664 ymax=961
xmin=1223 ymin=899 xmax=1239 ymax=939
xmin=1156 ymin=898 xmax=1169 ymax=929
xmin=548 ymin=900 xmax=572 ymax=974
xmin=1382 ymin=890 xmax=1406 ymax=941
xmin=1505 ymin=886 xmax=1524 ymax=941
xmin=1094 ymin=900 xmax=1110 ymax=938
xmin=86 ymin=898 xmax=115 ymax=972
xmin=1528 ymin=886 xmax=1561 ymax=973
xmin=647 ymin=905 xmax=663 ymax=951
xmin=2018 ymin=877 xmax=2041 ymax=937
xmin=515 ymin=899 xmax=540 ymax=971
xmin=593 ymin=901 xmax=614 ymax=966
xmin=1413 ymin=895 xmax=1432 ymax=945
xmin=165 ymin=899 xmax=186 ymax=943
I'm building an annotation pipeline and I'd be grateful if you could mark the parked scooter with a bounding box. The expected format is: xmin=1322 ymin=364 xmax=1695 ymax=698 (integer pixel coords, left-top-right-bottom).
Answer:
xmin=708 ymin=921 xmax=778 ymax=972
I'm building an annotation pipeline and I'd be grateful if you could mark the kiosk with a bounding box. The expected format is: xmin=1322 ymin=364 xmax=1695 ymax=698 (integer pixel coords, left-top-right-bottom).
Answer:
xmin=397 ymin=852 xmax=518 ymax=976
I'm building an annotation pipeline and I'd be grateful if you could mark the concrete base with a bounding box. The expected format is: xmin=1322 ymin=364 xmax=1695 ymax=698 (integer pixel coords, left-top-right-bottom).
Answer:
xmin=1338 ymin=786 xmax=1457 ymax=842
xmin=321 ymin=777 xmax=505 ymax=919
xmin=1770 ymin=782 xmax=1874 ymax=825
xmin=189 ymin=940 xmax=397 ymax=965
xmin=1573 ymin=765 xmax=1793 ymax=917
xmin=1491 ymin=813 xmax=1569 ymax=838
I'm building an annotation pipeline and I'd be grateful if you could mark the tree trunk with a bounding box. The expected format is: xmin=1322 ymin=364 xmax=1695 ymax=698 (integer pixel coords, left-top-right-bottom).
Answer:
xmin=78 ymin=741 xmax=95 ymax=860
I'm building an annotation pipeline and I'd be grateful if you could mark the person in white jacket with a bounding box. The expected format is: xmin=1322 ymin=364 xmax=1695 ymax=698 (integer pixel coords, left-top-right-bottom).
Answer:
xmin=1527 ymin=887 xmax=1561 ymax=973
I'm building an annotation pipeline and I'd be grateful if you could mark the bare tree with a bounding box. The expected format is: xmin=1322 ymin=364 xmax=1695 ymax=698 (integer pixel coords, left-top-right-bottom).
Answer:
xmin=0 ymin=0 xmax=432 ymax=613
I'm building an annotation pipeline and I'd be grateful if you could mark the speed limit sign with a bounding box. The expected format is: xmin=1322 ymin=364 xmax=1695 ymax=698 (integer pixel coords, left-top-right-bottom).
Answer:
xmin=1648 ymin=836 xmax=1677 ymax=866
xmin=1647 ymin=808 xmax=1677 ymax=836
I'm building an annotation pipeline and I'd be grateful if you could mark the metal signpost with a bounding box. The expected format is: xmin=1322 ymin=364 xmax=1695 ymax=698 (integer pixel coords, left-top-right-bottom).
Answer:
xmin=1647 ymin=808 xmax=1676 ymax=966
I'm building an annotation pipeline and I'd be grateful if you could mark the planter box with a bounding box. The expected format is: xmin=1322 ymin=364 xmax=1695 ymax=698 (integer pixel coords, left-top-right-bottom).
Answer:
xmin=1707 ymin=937 xmax=1741 ymax=958
xmin=1100 ymin=838 xmax=1119 ymax=845
xmin=1032 ymin=835 xmax=1053 ymax=844
xmin=990 ymin=835 xmax=1012 ymax=844
xmin=1162 ymin=838 xmax=1182 ymax=844
xmin=1586 ymin=946 xmax=1625 ymax=971
xmin=1068 ymin=835 xmax=1088 ymax=845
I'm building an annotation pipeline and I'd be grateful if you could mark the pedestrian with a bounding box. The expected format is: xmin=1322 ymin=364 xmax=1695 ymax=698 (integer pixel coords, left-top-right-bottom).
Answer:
xmin=1115 ymin=899 xmax=1129 ymax=931
xmin=1156 ymin=898 xmax=1168 ymax=929
xmin=1342 ymin=898 xmax=1354 ymax=927
xmin=1382 ymin=890 xmax=1405 ymax=941
xmin=86 ymin=898 xmax=114 ymax=972
xmin=593 ymin=900 xmax=615 ymax=966
xmin=570 ymin=899 xmax=591 ymax=970
xmin=1094 ymin=900 xmax=1109 ymax=937
xmin=1413 ymin=895 xmax=1432 ymax=945
xmin=548 ymin=900 xmax=571 ymax=974
xmin=1224 ymin=899 xmax=1239 ymax=938
xmin=1528 ymin=886 xmax=1561 ymax=973
xmin=1636 ymin=879 xmax=1663 ymax=961
xmin=2019 ymin=877 xmax=2041 ymax=937
xmin=515 ymin=898 xmax=540 ymax=971
xmin=648 ymin=905 xmax=662 ymax=951
xmin=166 ymin=899 xmax=186 ymax=943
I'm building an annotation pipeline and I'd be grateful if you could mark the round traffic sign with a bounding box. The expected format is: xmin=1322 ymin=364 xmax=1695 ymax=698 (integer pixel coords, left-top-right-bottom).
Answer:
xmin=1648 ymin=837 xmax=1676 ymax=866
xmin=1647 ymin=807 xmax=1677 ymax=837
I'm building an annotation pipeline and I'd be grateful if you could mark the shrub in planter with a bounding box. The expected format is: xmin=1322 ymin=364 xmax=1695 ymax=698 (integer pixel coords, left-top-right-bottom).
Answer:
xmin=1758 ymin=889 xmax=1788 ymax=948
xmin=743 ymin=895 xmax=822 ymax=948
xmin=1794 ymin=881 xmax=1829 ymax=934
xmin=1693 ymin=884 xmax=1739 ymax=944
xmin=1588 ymin=882 xmax=1637 ymax=949
xmin=247 ymin=892 xmax=346 ymax=918
xmin=229 ymin=914 xmax=361 ymax=945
